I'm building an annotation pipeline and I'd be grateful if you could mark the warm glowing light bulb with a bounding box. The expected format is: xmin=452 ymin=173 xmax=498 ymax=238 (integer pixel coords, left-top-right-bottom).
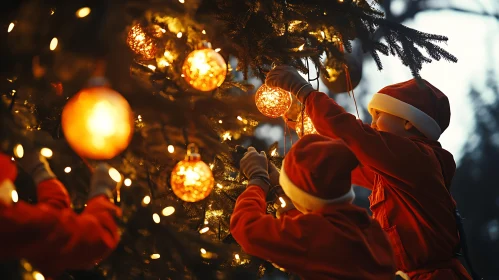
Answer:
xmin=8 ymin=22 xmax=14 ymax=33
xmin=150 ymin=254 xmax=160 ymax=259
xmin=153 ymin=213 xmax=160 ymax=223
xmin=199 ymin=227 xmax=209 ymax=234
xmin=168 ymin=145 xmax=174 ymax=153
xmin=33 ymin=271 xmax=45 ymax=280
xmin=50 ymin=38 xmax=58 ymax=51
xmin=124 ymin=178 xmax=132 ymax=186
xmin=108 ymin=168 xmax=122 ymax=182
xmin=40 ymin=148 xmax=53 ymax=158
xmin=64 ymin=167 xmax=71 ymax=173
xmin=13 ymin=144 xmax=24 ymax=158
xmin=142 ymin=195 xmax=151 ymax=205
xmin=11 ymin=190 xmax=18 ymax=203
xmin=162 ymin=206 xmax=175 ymax=216
xmin=76 ymin=7 xmax=91 ymax=18
xmin=235 ymin=254 xmax=240 ymax=260
xmin=200 ymin=248 xmax=207 ymax=254
xmin=279 ymin=197 xmax=286 ymax=208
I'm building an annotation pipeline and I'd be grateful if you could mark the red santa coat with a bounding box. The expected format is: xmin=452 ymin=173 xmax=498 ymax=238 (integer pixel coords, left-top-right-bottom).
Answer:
xmin=230 ymin=186 xmax=396 ymax=280
xmin=0 ymin=154 xmax=121 ymax=277
xmin=305 ymin=91 xmax=471 ymax=279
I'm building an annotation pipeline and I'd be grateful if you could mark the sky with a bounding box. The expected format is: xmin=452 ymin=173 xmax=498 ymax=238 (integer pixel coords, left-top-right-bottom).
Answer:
xmin=256 ymin=3 xmax=499 ymax=165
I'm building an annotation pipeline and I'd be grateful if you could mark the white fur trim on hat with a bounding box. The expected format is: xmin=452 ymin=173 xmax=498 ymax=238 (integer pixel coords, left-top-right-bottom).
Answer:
xmin=279 ymin=162 xmax=355 ymax=211
xmin=368 ymin=93 xmax=442 ymax=140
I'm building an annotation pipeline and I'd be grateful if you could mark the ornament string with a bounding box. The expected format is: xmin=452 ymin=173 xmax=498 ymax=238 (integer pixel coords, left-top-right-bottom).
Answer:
xmin=338 ymin=37 xmax=360 ymax=119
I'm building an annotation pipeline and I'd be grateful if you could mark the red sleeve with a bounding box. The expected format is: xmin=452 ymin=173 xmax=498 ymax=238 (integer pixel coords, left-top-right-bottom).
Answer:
xmin=37 ymin=179 xmax=71 ymax=210
xmin=351 ymin=165 xmax=375 ymax=190
xmin=305 ymin=92 xmax=425 ymax=184
xmin=0 ymin=195 xmax=121 ymax=276
xmin=230 ymin=186 xmax=311 ymax=269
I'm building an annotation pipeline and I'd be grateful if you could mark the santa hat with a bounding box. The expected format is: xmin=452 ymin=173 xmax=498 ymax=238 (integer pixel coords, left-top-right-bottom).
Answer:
xmin=279 ymin=135 xmax=358 ymax=211
xmin=368 ymin=79 xmax=450 ymax=141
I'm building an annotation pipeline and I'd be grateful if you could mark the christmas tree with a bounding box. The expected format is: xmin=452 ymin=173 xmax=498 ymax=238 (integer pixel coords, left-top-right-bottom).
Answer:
xmin=1 ymin=0 xmax=456 ymax=279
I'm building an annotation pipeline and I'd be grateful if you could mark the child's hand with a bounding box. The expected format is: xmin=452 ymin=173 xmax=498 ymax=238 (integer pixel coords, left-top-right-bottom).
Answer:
xmin=265 ymin=65 xmax=315 ymax=103
xmin=240 ymin=147 xmax=271 ymax=193
xmin=89 ymin=163 xmax=121 ymax=200
xmin=18 ymin=151 xmax=56 ymax=186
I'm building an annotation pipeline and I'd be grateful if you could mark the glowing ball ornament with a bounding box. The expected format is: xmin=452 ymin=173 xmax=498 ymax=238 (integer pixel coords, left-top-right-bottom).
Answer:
xmin=62 ymin=86 xmax=134 ymax=160
xmin=171 ymin=144 xmax=214 ymax=202
xmin=295 ymin=112 xmax=318 ymax=138
xmin=127 ymin=24 xmax=157 ymax=60
xmin=255 ymin=84 xmax=292 ymax=118
xmin=182 ymin=49 xmax=226 ymax=91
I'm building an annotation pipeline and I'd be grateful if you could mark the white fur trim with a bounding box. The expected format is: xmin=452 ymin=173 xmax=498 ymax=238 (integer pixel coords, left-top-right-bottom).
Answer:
xmin=279 ymin=161 xmax=355 ymax=211
xmin=368 ymin=93 xmax=442 ymax=140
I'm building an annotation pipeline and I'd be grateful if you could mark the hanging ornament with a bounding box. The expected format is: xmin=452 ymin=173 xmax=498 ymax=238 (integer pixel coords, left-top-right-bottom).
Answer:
xmin=295 ymin=112 xmax=317 ymax=138
xmin=182 ymin=48 xmax=227 ymax=91
xmin=62 ymin=81 xmax=134 ymax=160
xmin=126 ymin=24 xmax=157 ymax=60
xmin=255 ymin=84 xmax=292 ymax=118
xmin=321 ymin=40 xmax=363 ymax=94
xmin=170 ymin=143 xmax=214 ymax=202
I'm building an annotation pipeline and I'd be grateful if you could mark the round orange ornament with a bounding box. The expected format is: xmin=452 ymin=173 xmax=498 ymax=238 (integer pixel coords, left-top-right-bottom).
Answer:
xmin=255 ymin=84 xmax=292 ymax=118
xmin=182 ymin=49 xmax=226 ymax=91
xmin=295 ymin=112 xmax=317 ymax=138
xmin=170 ymin=144 xmax=214 ymax=202
xmin=62 ymin=86 xmax=134 ymax=160
xmin=126 ymin=24 xmax=156 ymax=60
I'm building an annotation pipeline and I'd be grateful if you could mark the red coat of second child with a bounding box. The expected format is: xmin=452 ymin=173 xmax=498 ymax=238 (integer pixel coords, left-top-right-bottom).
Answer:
xmin=304 ymin=90 xmax=471 ymax=279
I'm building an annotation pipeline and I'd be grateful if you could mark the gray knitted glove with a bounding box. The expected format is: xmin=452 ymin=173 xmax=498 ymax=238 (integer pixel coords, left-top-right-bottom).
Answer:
xmin=89 ymin=163 xmax=121 ymax=199
xmin=268 ymin=162 xmax=280 ymax=188
xmin=18 ymin=152 xmax=56 ymax=186
xmin=265 ymin=65 xmax=316 ymax=103
xmin=240 ymin=147 xmax=271 ymax=193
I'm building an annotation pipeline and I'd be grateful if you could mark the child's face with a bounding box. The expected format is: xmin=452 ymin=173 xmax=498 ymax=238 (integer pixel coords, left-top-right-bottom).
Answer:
xmin=371 ymin=110 xmax=412 ymax=136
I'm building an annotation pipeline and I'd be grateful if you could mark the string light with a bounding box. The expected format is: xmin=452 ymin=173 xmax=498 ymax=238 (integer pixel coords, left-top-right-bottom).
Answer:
xmin=177 ymin=32 xmax=183 ymax=38
xmin=237 ymin=116 xmax=243 ymax=121
xmin=8 ymin=22 xmax=14 ymax=33
xmin=33 ymin=271 xmax=45 ymax=280
xmin=150 ymin=254 xmax=160 ymax=259
xmin=13 ymin=144 xmax=24 ymax=158
xmin=142 ymin=195 xmax=151 ymax=205
xmin=76 ymin=7 xmax=91 ymax=18
xmin=202 ymin=30 xmax=206 ymax=34
xmin=11 ymin=190 xmax=18 ymax=203
xmin=153 ymin=213 xmax=161 ymax=223
xmin=279 ymin=197 xmax=286 ymax=208
xmin=40 ymin=148 xmax=53 ymax=158
xmin=216 ymin=183 xmax=223 ymax=189
xmin=199 ymin=227 xmax=209 ymax=234
xmin=167 ymin=145 xmax=174 ymax=153
xmin=124 ymin=178 xmax=132 ymax=186
xmin=179 ymin=0 xmax=185 ymax=3
xmin=64 ymin=167 xmax=71 ymax=173
xmin=162 ymin=206 xmax=175 ymax=216
xmin=50 ymin=38 xmax=58 ymax=51
xmin=200 ymin=248 xmax=207 ymax=254
xmin=222 ymin=131 xmax=231 ymax=141
xmin=235 ymin=254 xmax=240 ymax=260
xmin=108 ymin=168 xmax=122 ymax=182
xmin=147 ymin=64 xmax=156 ymax=71
xmin=214 ymin=48 xmax=221 ymax=52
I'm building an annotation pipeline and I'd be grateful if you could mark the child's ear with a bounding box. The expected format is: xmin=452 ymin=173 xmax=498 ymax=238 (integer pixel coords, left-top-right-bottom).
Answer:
xmin=404 ymin=121 xmax=414 ymax=130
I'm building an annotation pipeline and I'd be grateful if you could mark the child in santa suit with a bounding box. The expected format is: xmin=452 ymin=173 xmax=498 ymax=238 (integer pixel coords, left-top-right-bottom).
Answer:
xmin=230 ymin=135 xmax=396 ymax=280
xmin=266 ymin=66 xmax=472 ymax=279
xmin=0 ymin=151 xmax=122 ymax=278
